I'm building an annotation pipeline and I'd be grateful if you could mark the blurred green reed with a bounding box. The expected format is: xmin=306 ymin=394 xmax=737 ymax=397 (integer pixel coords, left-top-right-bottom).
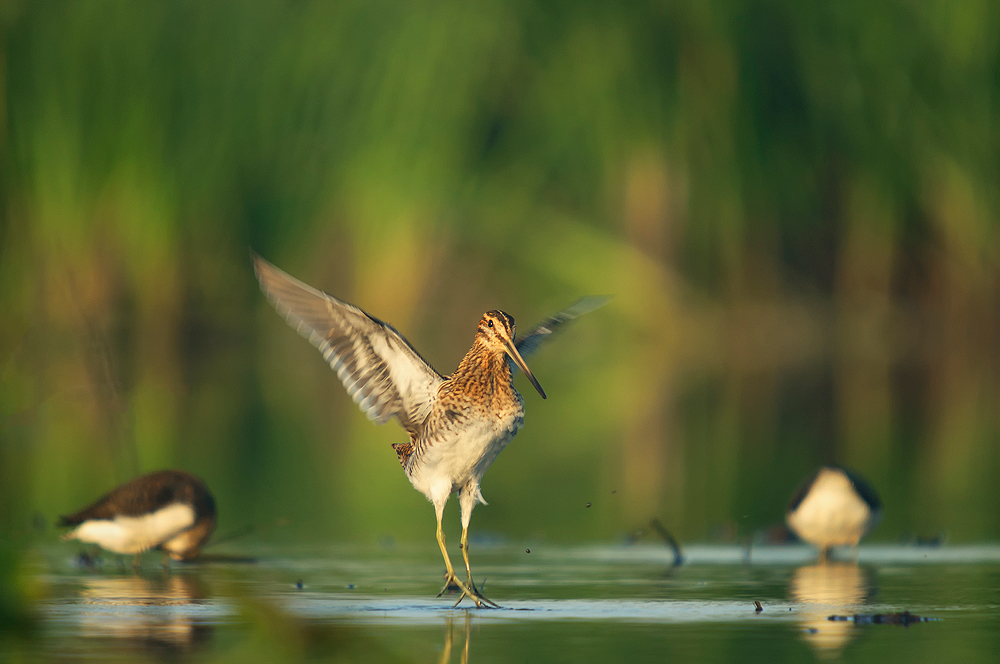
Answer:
xmin=0 ymin=0 xmax=998 ymax=559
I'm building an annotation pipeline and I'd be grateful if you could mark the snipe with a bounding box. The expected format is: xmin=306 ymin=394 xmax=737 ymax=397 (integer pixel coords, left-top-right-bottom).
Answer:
xmin=253 ymin=254 xmax=606 ymax=607
xmin=786 ymin=466 xmax=882 ymax=561
xmin=60 ymin=470 xmax=217 ymax=565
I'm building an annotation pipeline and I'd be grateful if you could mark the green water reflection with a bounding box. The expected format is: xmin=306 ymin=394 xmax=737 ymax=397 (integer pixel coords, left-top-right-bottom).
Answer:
xmin=23 ymin=544 xmax=1000 ymax=663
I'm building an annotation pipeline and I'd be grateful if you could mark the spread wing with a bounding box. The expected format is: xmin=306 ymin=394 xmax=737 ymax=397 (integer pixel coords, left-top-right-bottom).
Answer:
xmin=253 ymin=254 xmax=443 ymax=437
xmin=514 ymin=296 xmax=610 ymax=360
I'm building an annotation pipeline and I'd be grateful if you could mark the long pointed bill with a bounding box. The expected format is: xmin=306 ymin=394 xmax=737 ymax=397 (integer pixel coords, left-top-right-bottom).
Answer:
xmin=504 ymin=338 xmax=546 ymax=399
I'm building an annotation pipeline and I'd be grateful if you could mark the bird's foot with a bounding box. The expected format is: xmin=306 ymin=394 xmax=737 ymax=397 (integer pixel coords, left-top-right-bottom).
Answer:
xmin=457 ymin=582 xmax=500 ymax=609
xmin=437 ymin=573 xmax=499 ymax=609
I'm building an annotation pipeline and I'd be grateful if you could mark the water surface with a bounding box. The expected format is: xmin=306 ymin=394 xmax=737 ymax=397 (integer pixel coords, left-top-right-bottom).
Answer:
xmin=22 ymin=543 xmax=1000 ymax=662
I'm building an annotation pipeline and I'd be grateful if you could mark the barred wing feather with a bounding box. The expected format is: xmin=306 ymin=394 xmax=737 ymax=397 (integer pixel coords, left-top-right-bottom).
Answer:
xmin=513 ymin=296 xmax=610 ymax=364
xmin=253 ymin=255 xmax=443 ymax=436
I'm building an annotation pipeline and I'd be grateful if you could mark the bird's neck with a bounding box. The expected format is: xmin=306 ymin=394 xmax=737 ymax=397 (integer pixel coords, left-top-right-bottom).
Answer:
xmin=451 ymin=341 xmax=513 ymax=400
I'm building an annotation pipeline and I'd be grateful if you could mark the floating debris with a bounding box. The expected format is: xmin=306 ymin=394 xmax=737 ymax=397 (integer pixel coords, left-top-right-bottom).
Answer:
xmin=296 ymin=580 xmax=303 ymax=590
xmin=914 ymin=535 xmax=946 ymax=547
xmin=586 ymin=502 xmax=591 ymax=508
xmin=828 ymin=611 xmax=937 ymax=626
xmin=525 ymin=549 xmax=531 ymax=554
xmin=897 ymin=532 xmax=948 ymax=547
xmin=754 ymin=601 xmax=763 ymax=613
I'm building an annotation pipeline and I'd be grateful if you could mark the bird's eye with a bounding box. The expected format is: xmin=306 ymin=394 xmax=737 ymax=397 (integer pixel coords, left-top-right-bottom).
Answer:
xmin=488 ymin=320 xmax=494 ymax=328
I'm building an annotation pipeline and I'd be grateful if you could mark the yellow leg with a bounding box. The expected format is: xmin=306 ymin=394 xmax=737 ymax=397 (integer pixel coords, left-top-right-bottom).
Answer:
xmin=460 ymin=527 xmax=473 ymax=586
xmin=435 ymin=514 xmax=481 ymax=607
xmin=436 ymin=519 xmax=461 ymax=584
xmin=460 ymin=526 xmax=499 ymax=608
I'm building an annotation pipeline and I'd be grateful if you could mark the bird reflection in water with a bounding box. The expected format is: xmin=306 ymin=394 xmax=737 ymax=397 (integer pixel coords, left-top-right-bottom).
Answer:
xmin=440 ymin=613 xmax=472 ymax=664
xmin=73 ymin=572 xmax=213 ymax=658
xmin=789 ymin=562 xmax=874 ymax=657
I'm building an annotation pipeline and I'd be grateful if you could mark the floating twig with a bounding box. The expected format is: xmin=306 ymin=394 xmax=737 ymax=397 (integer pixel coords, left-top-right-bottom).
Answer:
xmin=828 ymin=611 xmax=938 ymax=626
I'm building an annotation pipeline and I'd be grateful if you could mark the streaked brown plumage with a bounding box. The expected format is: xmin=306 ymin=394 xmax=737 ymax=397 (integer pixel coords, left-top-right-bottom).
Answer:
xmin=60 ymin=470 xmax=217 ymax=563
xmin=253 ymin=253 xmax=606 ymax=607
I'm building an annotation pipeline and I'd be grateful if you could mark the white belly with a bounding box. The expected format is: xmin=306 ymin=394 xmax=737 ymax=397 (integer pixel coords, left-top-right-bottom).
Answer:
xmin=408 ymin=409 xmax=522 ymax=504
xmin=787 ymin=475 xmax=874 ymax=549
xmin=66 ymin=503 xmax=196 ymax=555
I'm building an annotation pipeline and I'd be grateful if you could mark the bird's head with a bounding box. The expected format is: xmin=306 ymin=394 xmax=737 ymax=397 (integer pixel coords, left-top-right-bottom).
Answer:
xmin=477 ymin=310 xmax=546 ymax=399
